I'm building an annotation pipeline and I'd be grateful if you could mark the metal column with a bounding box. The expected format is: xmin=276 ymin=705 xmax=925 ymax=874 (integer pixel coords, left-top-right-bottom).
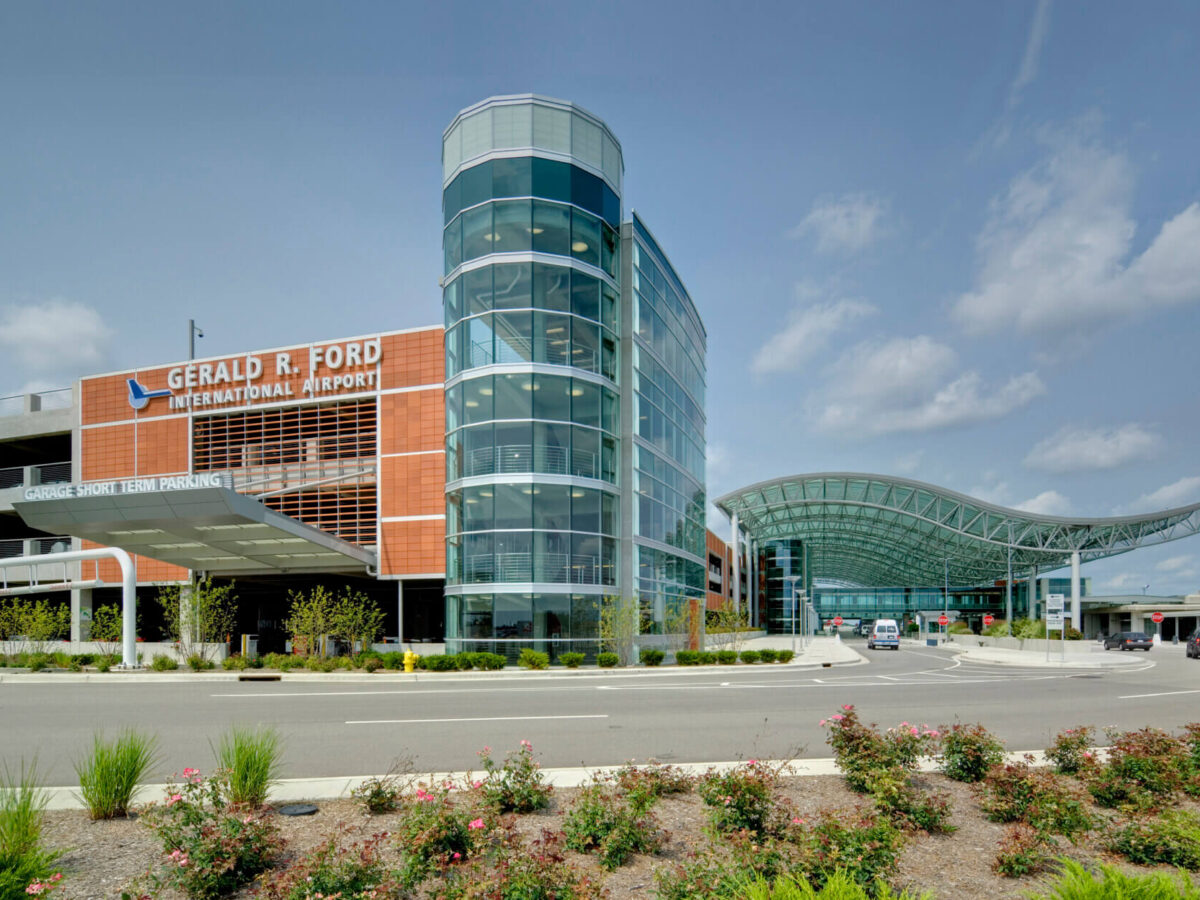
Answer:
xmin=1005 ymin=523 xmax=1013 ymax=633
xmin=1070 ymin=550 xmax=1081 ymax=635
xmin=730 ymin=513 xmax=740 ymax=618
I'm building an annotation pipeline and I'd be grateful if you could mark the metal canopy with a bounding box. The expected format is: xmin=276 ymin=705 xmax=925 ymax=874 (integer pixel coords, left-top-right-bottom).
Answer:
xmin=14 ymin=486 xmax=375 ymax=576
xmin=715 ymin=473 xmax=1200 ymax=588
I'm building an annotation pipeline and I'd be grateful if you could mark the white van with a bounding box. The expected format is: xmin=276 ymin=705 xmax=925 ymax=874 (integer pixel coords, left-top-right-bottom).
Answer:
xmin=867 ymin=619 xmax=900 ymax=650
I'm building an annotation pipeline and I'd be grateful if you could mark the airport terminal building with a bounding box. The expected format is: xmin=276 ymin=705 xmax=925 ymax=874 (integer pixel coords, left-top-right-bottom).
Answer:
xmin=0 ymin=95 xmax=712 ymax=658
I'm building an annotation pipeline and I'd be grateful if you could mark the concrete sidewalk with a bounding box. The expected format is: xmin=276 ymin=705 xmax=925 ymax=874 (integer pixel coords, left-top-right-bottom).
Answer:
xmin=949 ymin=644 xmax=1155 ymax=669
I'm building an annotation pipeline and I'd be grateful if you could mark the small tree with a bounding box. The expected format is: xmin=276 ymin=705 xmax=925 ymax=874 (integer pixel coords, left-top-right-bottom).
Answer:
xmin=89 ymin=604 xmax=138 ymax=658
xmin=328 ymin=588 xmax=385 ymax=654
xmin=1 ymin=598 xmax=70 ymax=654
xmin=707 ymin=603 xmax=750 ymax=653
xmin=663 ymin=598 xmax=700 ymax=654
xmin=597 ymin=594 xmax=638 ymax=667
xmin=284 ymin=585 xmax=334 ymax=657
xmin=156 ymin=576 xmax=238 ymax=662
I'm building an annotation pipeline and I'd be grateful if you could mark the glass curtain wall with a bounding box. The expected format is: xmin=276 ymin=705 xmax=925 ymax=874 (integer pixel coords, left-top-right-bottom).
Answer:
xmin=443 ymin=97 xmax=623 ymax=661
xmin=627 ymin=215 xmax=707 ymax=638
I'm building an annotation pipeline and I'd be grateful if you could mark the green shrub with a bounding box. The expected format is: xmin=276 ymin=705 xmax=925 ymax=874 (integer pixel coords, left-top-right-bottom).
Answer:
xmin=640 ymin=648 xmax=665 ymax=667
xmin=1026 ymin=860 xmax=1200 ymax=900
xmin=697 ymin=761 xmax=779 ymax=836
xmin=253 ymin=833 xmax=395 ymax=899
xmin=473 ymin=652 xmax=506 ymax=670
xmin=0 ymin=762 xmax=63 ymax=900
xmin=362 ymin=655 xmax=382 ymax=672
xmin=823 ymin=706 xmax=937 ymax=793
xmin=982 ymin=618 xmax=1010 ymax=637
xmin=477 ymin=740 xmax=552 ymax=813
xmin=422 ymin=654 xmax=460 ymax=672
xmin=150 ymin=654 xmax=178 ymax=671
xmin=939 ymin=722 xmax=1004 ymax=783
xmin=775 ymin=649 xmax=794 ymax=663
xmin=442 ymin=827 xmax=601 ymax=899
xmin=304 ymin=655 xmax=335 ymax=672
xmin=562 ymin=783 xmax=664 ymax=869
xmin=675 ymin=650 xmax=698 ymax=665
xmin=350 ymin=766 xmax=409 ymax=814
xmin=560 ymin=652 xmax=585 ymax=668
xmin=221 ymin=655 xmax=248 ymax=671
xmin=518 ymin=648 xmax=550 ymax=670
xmin=993 ymin=823 xmax=1050 ymax=877
xmin=758 ymin=649 xmax=779 ymax=663
xmin=380 ymin=651 xmax=404 ymax=670
xmin=212 ymin=726 xmax=281 ymax=808
xmin=187 ymin=654 xmax=215 ymax=672
xmin=454 ymin=652 xmax=477 ymax=670
xmin=1088 ymin=726 xmax=1192 ymax=809
xmin=947 ymin=620 xmax=971 ymax=634
xmin=867 ymin=765 xmax=956 ymax=833
xmin=1109 ymin=809 xmax=1200 ymax=869
xmin=140 ymin=769 xmax=282 ymax=899
xmin=1045 ymin=725 xmax=1097 ymax=775
xmin=979 ymin=760 xmax=1094 ymax=838
xmin=94 ymin=655 xmax=113 ymax=673
xmin=792 ymin=808 xmax=906 ymax=892
xmin=738 ymin=870 xmax=931 ymax=899
xmin=740 ymin=650 xmax=761 ymax=664
xmin=699 ymin=650 xmax=717 ymax=664
xmin=614 ymin=761 xmax=693 ymax=799
xmin=597 ymin=652 xmax=619 ymax=668
xmin=716 ymin=650 xmax=738 ymax=664
xmin=75 ymin=730 xmax=158 ymax=820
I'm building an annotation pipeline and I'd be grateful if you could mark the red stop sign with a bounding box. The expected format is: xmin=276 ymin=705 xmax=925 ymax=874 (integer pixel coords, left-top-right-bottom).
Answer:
xmin=983 ymin=614 xmax=995 ymax=626
xmin=1151 ymin=612 xmax=1164 ymax=624
xmin=832 ymin=616 xmax=844 ymax=626
xmin=938 ymin=615 xmax=949 ymax=626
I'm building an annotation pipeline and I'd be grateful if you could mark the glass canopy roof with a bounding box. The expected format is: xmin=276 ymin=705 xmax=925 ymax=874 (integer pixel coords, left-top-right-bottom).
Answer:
xmin=715 ymin=473 xmax=1200 ymax=587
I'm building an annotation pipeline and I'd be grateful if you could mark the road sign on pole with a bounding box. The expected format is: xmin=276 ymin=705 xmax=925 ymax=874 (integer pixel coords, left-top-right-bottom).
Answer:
xmin=832 ymin=615 xmax=843 ymax=627
xmin=1046 ymin=593 xmax=1065 ymax=629
xmin=937 ymin=614 xmax=949 ymax=627
xmin=1151 ymin=611 xmax=1164 ymax=624
xmin=983 ymin=614 xmax=995 ymax=627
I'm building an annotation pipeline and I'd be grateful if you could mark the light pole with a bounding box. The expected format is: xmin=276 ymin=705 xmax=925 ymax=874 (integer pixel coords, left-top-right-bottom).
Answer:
xmin=785 ymin=575 xmax=800 ymax=655
xmin=189 ymin=319 xmax=204 ymax=360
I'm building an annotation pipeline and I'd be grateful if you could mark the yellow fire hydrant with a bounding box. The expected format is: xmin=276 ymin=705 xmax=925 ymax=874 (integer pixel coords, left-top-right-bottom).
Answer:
xmin=403 ymin=650 xmax=418 ymax=673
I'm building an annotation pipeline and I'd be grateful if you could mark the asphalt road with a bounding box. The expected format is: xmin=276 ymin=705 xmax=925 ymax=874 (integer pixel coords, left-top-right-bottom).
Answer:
xmin=2 ymin=641 xmax=1198 ymax=784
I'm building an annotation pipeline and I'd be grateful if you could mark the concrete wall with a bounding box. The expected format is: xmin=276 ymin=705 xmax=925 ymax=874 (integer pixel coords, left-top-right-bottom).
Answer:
xmin=0 ymin=640 xmax=228 ymax=662
xmin=945 ymin=634 xmax=1100 ymax=654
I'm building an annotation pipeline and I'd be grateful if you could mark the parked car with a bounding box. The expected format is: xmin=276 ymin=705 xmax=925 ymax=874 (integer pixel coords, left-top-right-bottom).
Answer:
xmin=1186 ymin=629 xmax=1200 ymax=659
xmin=867 ymin=619 xmax=900 ymax=650
xmin=1102 ymin=631 xmax=1153 ymax=651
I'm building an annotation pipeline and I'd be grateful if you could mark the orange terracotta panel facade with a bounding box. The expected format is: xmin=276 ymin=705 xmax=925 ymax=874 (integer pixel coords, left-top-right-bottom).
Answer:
xmin=74 ymin=325 xmax=448 ymax=587
xmin=379 ymin=520 xmax=445 ymax=576
xmin=705 ymin=527 xmax=733 ymax=611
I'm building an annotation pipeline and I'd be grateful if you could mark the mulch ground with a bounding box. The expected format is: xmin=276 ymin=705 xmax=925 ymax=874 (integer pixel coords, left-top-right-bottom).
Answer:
xmin=39 ymin=773 xmax=1200 ymax=899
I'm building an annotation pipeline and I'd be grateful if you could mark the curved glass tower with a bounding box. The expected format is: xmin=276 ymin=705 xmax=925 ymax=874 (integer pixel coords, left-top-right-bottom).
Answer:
xmin=442 ymin=95 xmax=624 ymax=659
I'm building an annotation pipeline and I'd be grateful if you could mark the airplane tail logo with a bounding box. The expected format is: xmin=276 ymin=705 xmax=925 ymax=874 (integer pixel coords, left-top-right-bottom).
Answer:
xmin=127 ymin=379 xmax=173 ymax=410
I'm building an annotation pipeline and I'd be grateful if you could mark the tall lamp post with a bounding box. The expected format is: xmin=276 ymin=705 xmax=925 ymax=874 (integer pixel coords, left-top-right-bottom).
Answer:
xmin=189 ymin=319 xmax=204 ymax=359
xmin=785 ymin=574 xmax=800 ymax=655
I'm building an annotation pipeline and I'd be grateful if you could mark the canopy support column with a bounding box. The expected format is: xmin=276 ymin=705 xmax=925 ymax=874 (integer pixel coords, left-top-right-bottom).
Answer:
xmin=730 ymin=513 xmax=740 ymax=618
xmin=1070 ymin=550 xmax=1081 ymax=634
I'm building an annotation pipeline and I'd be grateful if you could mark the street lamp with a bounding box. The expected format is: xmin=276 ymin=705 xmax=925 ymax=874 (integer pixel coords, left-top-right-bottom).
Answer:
xmin=785 ymin=575 xmax=800 ymax=655
xmin=189 ymin=319 xmax=204 ymax=360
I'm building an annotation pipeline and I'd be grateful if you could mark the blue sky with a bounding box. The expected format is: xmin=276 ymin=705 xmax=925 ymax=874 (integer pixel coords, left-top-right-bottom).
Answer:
xmin=2 ymin=1 xmax=1198 ymax=595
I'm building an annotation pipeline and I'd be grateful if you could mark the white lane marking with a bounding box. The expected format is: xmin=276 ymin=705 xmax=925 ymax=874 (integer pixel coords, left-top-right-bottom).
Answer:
xmin=878 ymin=675 xmax=900 ymax=681
xmin=346 ymin=714 xmax=608 ymax=725
xmin=1117 ymin=689 xmax=1200 ymax=700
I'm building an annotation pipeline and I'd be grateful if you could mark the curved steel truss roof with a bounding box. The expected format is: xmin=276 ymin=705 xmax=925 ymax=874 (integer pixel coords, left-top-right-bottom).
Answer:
xmin=715 ymin=473 xmax=1200 ymax=588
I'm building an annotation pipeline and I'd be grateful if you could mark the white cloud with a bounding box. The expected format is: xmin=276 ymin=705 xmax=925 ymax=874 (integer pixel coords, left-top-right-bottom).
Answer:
xmin=892 ymin=450 xmax=924 ymax=476
xmin=953 ymin=132 xmax=1200 ymax=335
xmin=1115 ymin=475 xmax=1200 ymax=514
xmin=1158 ymin=555 xmax=1194 ymax=573
xmin=969 ymin=471 xmax=1011 ymax=506
xmin=1015 ymin=489 xmax=1072 ymax=516
xmin=1008 ymin=0 xmax=1052 ymax=112
xmin=751 ymin=297 xmax=876 ymax=375
xmin=0 ymin=299 xmax=112 ymax=390
xmin=789 ymin=193 xmax=888 ymax=254
xmin=812 ymin=335 xmax=1044 ymax=436
xmin=1102 ymin=572 xmax=1145 ymax=593
xmin=1023 ymin=424 xmax=1162 ymax=473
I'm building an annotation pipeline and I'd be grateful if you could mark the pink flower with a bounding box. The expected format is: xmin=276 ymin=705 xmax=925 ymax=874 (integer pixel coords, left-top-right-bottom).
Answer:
xmin=26 ymin=884 xmax=43 ymax=895
xmin=792 ymin=817 xmax=804 ymax=825
xmin=819 ymin=719 xmax=827 ymax=726
xmin=472 ymin=780 xmax=483 ymax=789
xmin=469 ymin=818 xmax=485 ymax=830
xmin=452 ymin=852 xmax=462 ymax=860
xmin=166 ymin=793 xmax=182 ymax=806
xmin=748 ymin=759 xmax=757 ymax=765
xmin=842 ymin=705 xmax=852 ymax=710
xmin=49 ymin=876 xmax=62 ymax=883
xmin=1083 ymin=751 xmax=1093 ymax=759
xmin=520 ymin=739 xmax=531 ymax=748
xmin=831 ymin=714 xmax=844 ymax=721
xmin=242 ymin=815 xmax=252 ymax=824
xmin=182 ymin=767 xmax=199 ymax=778
xmin=910 ymin=727 xmax=918 ymax=736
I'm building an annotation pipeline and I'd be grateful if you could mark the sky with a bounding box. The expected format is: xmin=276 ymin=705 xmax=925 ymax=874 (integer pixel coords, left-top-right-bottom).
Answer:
xmin=2 ymin=1 xmax=1199 ymax=596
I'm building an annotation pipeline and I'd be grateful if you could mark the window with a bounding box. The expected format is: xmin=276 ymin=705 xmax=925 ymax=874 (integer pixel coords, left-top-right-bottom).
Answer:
xmin=462 ymin=204 xmax=493 ymax=262
xmin=532 ymin=201 xmax=570 ymax=256
xmin=493 ymin=373 xmax=531 ymax=420
xmin=491 ymin=200 xmax=532 ymax=254
xmin=444 ymin=217 xmax=462 ymax=273
xmin=533 ymin=263 xmax=570 ymax=311
xmin=570 ymin=208 xmax=601 ymax=268
xmin=492 ymin=263 xmax=532 ymax=309
xmin=571 ymin=273 xmax=600 ymax=321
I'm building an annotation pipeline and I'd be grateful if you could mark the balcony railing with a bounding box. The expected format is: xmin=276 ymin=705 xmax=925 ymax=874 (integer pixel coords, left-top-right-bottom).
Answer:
xmin=464 ymin=444 xmax=599 ymax=479
xmin=0 ymin=536 xmax=73 ymax=559
xmin=0 ymin=462 xmax=73 ymax=490
xmin=463 ymin=552 xmax=613 ymax=585
xmin=0 ymin=389 xmax=73 ymax=417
